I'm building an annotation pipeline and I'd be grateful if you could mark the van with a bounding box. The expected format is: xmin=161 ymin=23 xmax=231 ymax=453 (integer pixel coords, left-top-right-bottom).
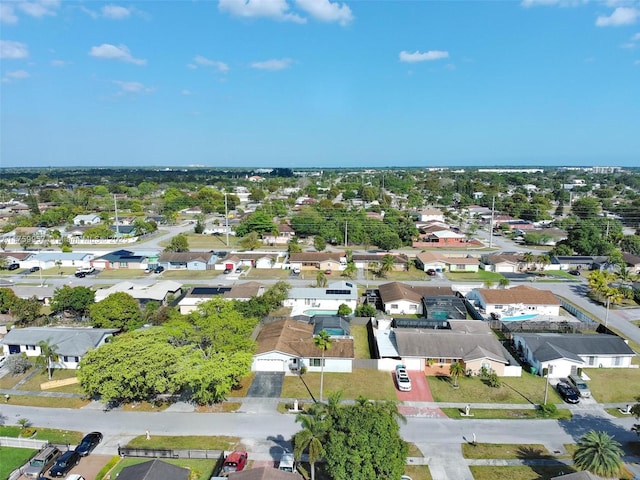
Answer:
xmin=23 ymin=445 xmax=61 ymax=478
xmin=567 ymin=374 xmax=591 ymax=398
xmin=278 ymin=452 xmax=296 ymax=472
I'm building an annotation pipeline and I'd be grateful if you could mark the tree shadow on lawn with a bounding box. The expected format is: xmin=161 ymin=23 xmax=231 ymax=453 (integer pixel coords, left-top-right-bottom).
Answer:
xmin=516 ymin=445 xmax=576 ymax=479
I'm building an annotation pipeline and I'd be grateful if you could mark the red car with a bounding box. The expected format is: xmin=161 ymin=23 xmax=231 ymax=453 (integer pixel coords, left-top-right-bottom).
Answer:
xmin=221 ymin=451 xmax=248 ymax=474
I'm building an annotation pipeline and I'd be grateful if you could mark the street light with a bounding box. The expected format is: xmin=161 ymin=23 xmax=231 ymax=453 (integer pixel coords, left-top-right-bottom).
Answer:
xmin=543 ymin=364 xmax=554 ymax=405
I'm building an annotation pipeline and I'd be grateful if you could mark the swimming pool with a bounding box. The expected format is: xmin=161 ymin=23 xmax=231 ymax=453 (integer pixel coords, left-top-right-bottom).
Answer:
xmin=303 ymin=309 xmax=338 ymax=316
xmin=500 ymin=313 xmax=539 ymax=321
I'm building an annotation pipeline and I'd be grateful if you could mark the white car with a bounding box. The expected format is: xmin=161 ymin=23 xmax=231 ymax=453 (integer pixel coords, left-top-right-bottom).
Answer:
xmin=395 ymin=365 xmax=412 ymax=392
xmin=65 ymin=475 xmax=86 ymax=480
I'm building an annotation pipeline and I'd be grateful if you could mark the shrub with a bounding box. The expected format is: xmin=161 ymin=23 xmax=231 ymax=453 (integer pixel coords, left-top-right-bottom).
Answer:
xmin=537 ymin=403 xmax=558 ymax=418
xmin=6 ymin=354 xmax=31 ymax=375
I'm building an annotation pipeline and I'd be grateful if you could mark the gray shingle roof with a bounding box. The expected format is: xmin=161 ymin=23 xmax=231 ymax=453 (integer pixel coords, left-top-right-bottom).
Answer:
xmin=0 ymin=327 xmax=118 ymax=356
xmin=117 ymin=459 xmax=189 ymax=480
xmin=517 ymin=333 xmax=636 ymax=361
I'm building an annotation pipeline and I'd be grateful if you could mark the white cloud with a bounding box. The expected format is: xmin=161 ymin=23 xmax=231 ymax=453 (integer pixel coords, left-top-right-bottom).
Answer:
xmin=193 ymin=55 xmax=229 ymax=73
xmin=51 ymin=59 xmax=70 ymax=67
xmin=399 ymin=50 xmax=449 ymax=63
xmin=251 ymin=58 xmax=292 ymax=70
xmin=17 ymin=0 xmax=60 ymax=18
xmin=0 ymin=40 xmax=29 ymax=59
xmin=521 ymin=0 xmax=586 ymax=7
xmin=620 ymin=42 xmax=636 ymax=48
xmin=89 ymin=44 xmax=147 ymax=65
xmin=113 ymin=80 xmax=154 ymax=94
xmin=102 ymin=4 xmax=131 ymax=19
xmin=294 ymin=0 xmax=353 ymax=25
xmin=2 ymin=69 xmax=30 ymax=83
xmin=218 ymin=0 xmax=305 ymax=23
xmin=0 ymin=3 xmax=19 ymax=23
xmin=596 ymin=7 xmax=639 ymax=26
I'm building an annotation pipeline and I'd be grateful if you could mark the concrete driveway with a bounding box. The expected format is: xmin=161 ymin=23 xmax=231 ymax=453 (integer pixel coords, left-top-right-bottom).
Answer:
xmin=246 ymin=372 xmax=285 ymax=398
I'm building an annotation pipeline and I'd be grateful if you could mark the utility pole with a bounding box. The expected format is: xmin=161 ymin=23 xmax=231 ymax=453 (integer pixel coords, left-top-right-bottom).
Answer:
xmin=114 ymin=194 xmax=120 ymax=237
xmin=224 ymin=193 xmax=229 ymax=247
xmin=489 ymin=196 xmax=495 ymax=248
xmin=344 ymin=221 xmax=348 ymax=247
xmin=543 ymin=364 xmax=553 ymax=405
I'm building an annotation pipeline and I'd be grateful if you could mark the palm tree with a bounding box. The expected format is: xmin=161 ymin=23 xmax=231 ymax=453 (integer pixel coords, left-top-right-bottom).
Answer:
xmin=449 ymin=361 xmax=465 ymax=388
xmin=380 ymin=254 xmax=395 ymax=278
xmin=573 ymin=430 xmax=623 ymax=478
xmin=602 ymin=287 xmax=624 ymax=327
xmin=314 ymin=330 xmax=332 ymax=402
xmin=483 ymin=280 xmax=495 ymax=289
xmin=537 ymin=254 xmax=551 ymax=271
xmin=522 ymin=252 xmax=535 ymax=271
xmin=342 ymin=262 xmax=357 ymax=279
xmin=35 ymin=340 xmax=59 ymax=380
xmin=498 ymin=277 xmax=510 ymax=289
xmin=293 ymin=414 xmax=326 ymax=480
xmin=316 ymin=271 xmax=327 ymax=288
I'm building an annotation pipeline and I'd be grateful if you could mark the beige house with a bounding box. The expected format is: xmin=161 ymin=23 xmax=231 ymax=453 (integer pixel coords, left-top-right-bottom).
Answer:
xmin=288 ymin=252 xmax=346 ymax=272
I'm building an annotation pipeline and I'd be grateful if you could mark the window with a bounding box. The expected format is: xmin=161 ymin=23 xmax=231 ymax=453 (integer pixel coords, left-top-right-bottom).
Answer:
xmin=495 ymin=305 xmax=503 ymax=310
xmin=587 ymin=356 xmax=596 ymax=366
xmin=456 ymin=264 xmax=465 ymax=270
xmin=310 ymin=359 xmax=325 ymax=367
xmin=391 ymin=304 xmax=398 ymax=310
xmin=409 ymin=305 xmax=417 ymax=311
xmin=613 ymin=356 xmax=622 ymax=366
xmin=26 ymin=345 xmax=36 ymax=351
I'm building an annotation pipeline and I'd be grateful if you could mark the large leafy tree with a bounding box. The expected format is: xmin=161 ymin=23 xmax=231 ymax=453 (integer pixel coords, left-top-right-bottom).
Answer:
xmin=50 ymin=285 xmax=95 ymax=318
xmin=164 ymin=233 xmax=189 ymax=252
xmin=89 ymin=292 xmax=144 ymax=331
xmin=573 ymin=430 xmax=623 ymax=478
xmin=235 ymin=210 xmax=276 ymax=237
xmin=11 ymin=297 xmax=42 ymax=325
xmin=0 ymin=288 xmax=18 ymax=313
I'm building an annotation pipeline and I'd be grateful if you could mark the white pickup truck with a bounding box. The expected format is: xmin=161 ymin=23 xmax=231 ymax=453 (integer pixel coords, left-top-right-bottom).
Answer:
xmin=75 ymin=266 xmax=95 ymax=275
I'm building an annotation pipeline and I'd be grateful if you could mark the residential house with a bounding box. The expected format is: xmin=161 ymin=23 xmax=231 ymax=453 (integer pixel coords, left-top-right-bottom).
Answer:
xmin=288 ymin=252 xmax=346 ymax=272
xmin=378 ymin=282 xmax=454 ymax=315
xmin=263 ymin=224 xmax=296 ymax=245
xmin=0 ymin=327 xmax=118 ymax=369
xmin=352 ymin=253 xmax=408 ymax=271
xmin=466 ymin=285 xmax=561 ymax=318
xmin=109 ymin=224 xmax=137 ymax=237
xmin=512 ymin=332 xmax=637 ymax=378
xmin=283 ymin=281 xmax=357 ymax=317
xmin=22 ymin=252 xmax=94 ymax=270
xmin=73 ymin=214 xmax=101 ymax=226
xmin=218 ymin=252 xmax=282 ymax=270
xmin=117 ymin=459 xmax=189 ymax=480
xmin=178 ymin=282 xmax=265 ymax=314
xmin=375 ymin=319 xmax=520 ymax=377
xmin=415 ymin=252 xmax=448 ymax=273
xmin=480 ymin=253 xmax=524 ymax=273
xmin=252 ymin=319 xmax=354 ymax=373
xmin=94 ymin=280 xmax=183 ymax=305
xmin=9 ymin=286 xmax=56 ymax=305
xmin=0 ymin=227 xmax=49 ymax=245
xmin=622 ymin=252 xmax=640 ymax=274
xmin=413 ymin=224 xmax=467 ymax=248
xmin=158 ymin=251 xmax=216 ymax=271
xmin=226 ymin=466 xmax=302 ymax=480
xmin=418 ymin=208 xmax=445 ymax=223
xmin=550 ymin=255 xmax=607 ymax=272
xmin=92 ymin=249 xmax=150 ymax=270
xmin=0 ymin=251 xmax=33 ymax=266
xmin=443 ymin=256 xmax=480 ymax=272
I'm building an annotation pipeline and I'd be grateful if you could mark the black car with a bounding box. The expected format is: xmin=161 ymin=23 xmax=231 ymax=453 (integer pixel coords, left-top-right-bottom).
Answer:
xmin=74 ymin=271 xmax=86 ymax=278
xmin=556 ymin=382 xmax=580 ymax=404
xmin=223 ymin=268 xmax=232 ymax=274
xmin=49 ymin=450 xmax=80 ymax=477
xmin=30 ymin=266 xmax=40 ymax=273
xmin=426 ymin=269 xmax=437 ymax=276
xmin=7 ymin=263 xmax=19 ymax=271
xmin=154 ymin=266 xmax=165 ymax=274
xmin=75 ymin=432 xmax=103 ymax=457
xmin=568 ymin=270 xmax=581 ymax=276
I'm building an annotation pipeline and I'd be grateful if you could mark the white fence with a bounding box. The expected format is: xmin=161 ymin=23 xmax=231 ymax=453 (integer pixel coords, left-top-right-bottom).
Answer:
xmin=0 ymin=436 xmax=48 ymax=449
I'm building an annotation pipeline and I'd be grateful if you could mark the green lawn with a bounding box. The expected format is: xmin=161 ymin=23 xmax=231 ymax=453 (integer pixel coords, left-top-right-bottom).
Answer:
xmin=126 ymin=435 xmax=239 ymax=450
xmin=428 ymin=374 xmax=562 ymax=405
xmin=470 ymin=465 xmax=576 ymax=480
xmin=404 ymin=465 xmax=433 ymax=480
xmin=18 ymin=368 xmax=84 ymax=394
xmin=351 ymin=325 xmax=371 ymax=359
xmin=0 ymin=368 xmax=32 ymax=389
xmin=440 ymin=407 xmax=571 ymax=420
xmin=106 ymin=457 xmax=217 ymax=480
xmin=582 ymin=368 xmax=640 ymax=402
xmin=3 ymin=394 xmax=89 ymax=408
xmin=0 ymin=426 xmax=83 ymax=444
xmin=281 ymin=369 xmax=397 ymax=401
xmin=244 ymin=269 xmax=291 ymax=280
xmin=0 ymin=447 xmax=37 ymax=480
xmin=462 ymin=443 xmax=553 ymax=459
xmin=444 ymin=270 xmax=504 ymax=282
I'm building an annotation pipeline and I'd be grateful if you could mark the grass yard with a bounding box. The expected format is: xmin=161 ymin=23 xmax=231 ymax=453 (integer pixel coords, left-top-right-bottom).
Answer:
xmin=194 ymin=402 xmax=241 ymax=413
xmin=444 ymin=270 xmax=504 ymax=282
xmin=18 ymin=368 xmax=84 ymax=394
xmin=582 ymin=368 xmax=640 ymax=402
xmin=351 ymin=324 xmax=371 ymax=359
xmin=281 ymin=369 xmax=398 ymax=401
xmin=0 ymin=447 xmax=37 ymax=480
xmin=404 ymin=465 xmax=433 ymax=480
xmin=96 ymin=268 xmax=145 ymax=278
xmin=440 ymin=407 xmax=571 ymax=420
xmin=428 ymin=374 xmax=562 ymax=405
xmin=3 ymin=394 xmax=90 ymax=408
xmin=470 ymin=465 xmax=576 ymax=480
xmin=226 ymin=372 xmax=255 ymax=398
xmin=126 ymin=435 xmax=239 ymax=450
xmin=0 ymin=368 xmax=32 ymax=389
xmin=462 ymin=443 xmax=553 ymax=459
xmin=245 ymin=269 xmax=291 ymax=280
xmin=0 ymin=426 xmax=83 ymax=444
xmin=373 ymin=265 xmax=435 ymax=281
xmin=105 ymin=457 xmax=217 ymax=480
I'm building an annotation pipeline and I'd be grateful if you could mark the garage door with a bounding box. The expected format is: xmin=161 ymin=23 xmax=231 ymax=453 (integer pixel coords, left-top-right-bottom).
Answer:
xmin=497 ymin=265 xmax=515 ymax=273
xmin=255 ymin=359 xmax=286 ymax=372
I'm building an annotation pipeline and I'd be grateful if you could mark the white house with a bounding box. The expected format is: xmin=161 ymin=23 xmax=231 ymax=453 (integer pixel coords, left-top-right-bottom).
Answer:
xmin=0 ymin=327 xmax=118 ymax=370
xmin=94 ymin=280 xmax=182 ymax=305
xmin=418 ymin=208 xmax=445 ymax=223
xmin=177 ymin=283 xmax=265 ymax=314
xmin=22 ymin=252 xmax=94 ymax=270
xmin=252 ymin=319 xmax=354 ymax=373
xmin=512 ymin=332 xmax=637 ymax=378
xmin=466 ymin=285 xmax=561 ymax=318
xmin=283 ymin=281 xmax=357 ymax=317
xmin=73 ymin=214 xmax=101 ymax=226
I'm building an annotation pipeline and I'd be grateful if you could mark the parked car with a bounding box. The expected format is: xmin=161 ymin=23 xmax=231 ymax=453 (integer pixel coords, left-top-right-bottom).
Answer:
xmin=221 ymin=450 xmax=248 ymax=474
xmin=395 ymin=365 xmax=412 ymax=392
xmin=30 ymin=266 xmax=40 ymax=273
xmin=568 ymin=270 xmax=581 ymax=276
xmin=75 ymin=266 xmax=95 ymax=275
xmin=235 ymin=267 xmax=242 ymax=273
xmin=567 ymin=374 xmax=591 ymax=398
xmin=7 ymin=263 xmax=20 ymax=271
xmin=65 ymin=475 xmax=86 ymax=480
xmin=154 ymin=266 xmax=165 ymax=274
xmin=49 ymin=450 xmax=81 ymax=477
xmin=223 ymin=268 xmax=232 ymax=274
xmin=144 ymin=267 xmax=152 ymax=274
xmin=426 ymin=269 xmax=437 ymax=276
xmin=324 ymin=269 xmax=332 ymax=275
xmin=278 ymin=452 xmax=296 ymax=472
xmin=24 ymin=445 xmax=61 ymax=478
xmin=0 ymin=355 xmax=7 ymax=367
xmin=74 ymin=432 xmax=103 ymax=457
xmin=556 ymin=382 xmax=580 ymax=404
xmin=74 ymin=271 xmax=86 ymax=278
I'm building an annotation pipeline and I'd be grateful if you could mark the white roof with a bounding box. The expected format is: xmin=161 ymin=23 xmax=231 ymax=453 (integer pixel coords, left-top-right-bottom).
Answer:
xmin=95 ymin=280 xmax=182 ymax=302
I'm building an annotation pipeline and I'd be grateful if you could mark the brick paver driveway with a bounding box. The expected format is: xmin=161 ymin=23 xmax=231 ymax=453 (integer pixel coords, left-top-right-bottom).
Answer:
xmin=394 ymin=371 xmax=447 ymax=418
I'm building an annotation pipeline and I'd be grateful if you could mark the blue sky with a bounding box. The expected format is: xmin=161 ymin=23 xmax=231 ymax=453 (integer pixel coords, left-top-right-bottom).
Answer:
xmin=1 ymin=0 xmax=639 ymax=169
